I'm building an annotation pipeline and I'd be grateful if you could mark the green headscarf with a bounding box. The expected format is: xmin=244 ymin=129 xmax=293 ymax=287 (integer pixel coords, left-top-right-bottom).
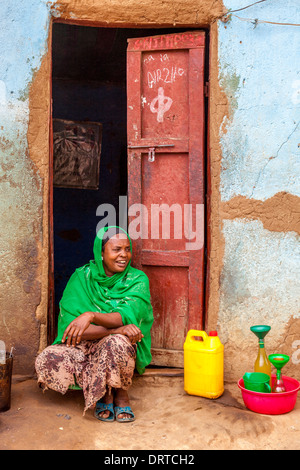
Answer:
xmin=53 ymin=226 xmax=154 ymax=374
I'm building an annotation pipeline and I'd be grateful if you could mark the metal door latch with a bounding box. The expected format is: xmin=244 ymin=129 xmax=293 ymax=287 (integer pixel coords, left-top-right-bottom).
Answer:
xmin=127 ymin=144 xmax=174 ymax=162
xmin=148 ymin=147 xmax=156 ymax=162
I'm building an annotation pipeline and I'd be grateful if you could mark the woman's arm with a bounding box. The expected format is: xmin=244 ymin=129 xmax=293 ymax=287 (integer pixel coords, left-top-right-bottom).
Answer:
xmin=62 ymin=311 xmax=143 ymax=347
xmin=79 ymin=324 xmax=118 ymax=342
xmin=80 ymin=323 xmax=144 ymax=344
xmin=62 ymin=312 xmax=120 ymax=347
xmin=88 ymin=311 xmax=123 ymax=329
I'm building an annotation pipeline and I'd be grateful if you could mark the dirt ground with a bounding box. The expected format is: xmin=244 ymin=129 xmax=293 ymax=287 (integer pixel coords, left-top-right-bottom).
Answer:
xmin=0 ymin=371 xmax=299 ymax=451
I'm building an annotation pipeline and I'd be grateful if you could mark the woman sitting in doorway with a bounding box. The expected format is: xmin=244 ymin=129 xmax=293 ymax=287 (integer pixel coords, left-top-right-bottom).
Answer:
xmin=35 ymin=226 xmax=153 ymax=422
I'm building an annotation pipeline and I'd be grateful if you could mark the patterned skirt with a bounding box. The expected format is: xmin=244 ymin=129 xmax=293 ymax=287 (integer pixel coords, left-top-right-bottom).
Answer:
xmin=35 ymin=334 xmax=136 ymax=413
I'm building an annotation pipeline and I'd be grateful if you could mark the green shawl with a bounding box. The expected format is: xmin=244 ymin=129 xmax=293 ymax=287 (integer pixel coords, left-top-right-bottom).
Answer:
xmin=53 ymin=226 xmax=154 ymax=374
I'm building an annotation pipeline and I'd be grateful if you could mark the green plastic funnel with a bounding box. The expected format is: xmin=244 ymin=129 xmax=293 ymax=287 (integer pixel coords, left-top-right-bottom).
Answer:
xmin=268 ymin=354 xmax=290 ymax=393
xmin=250 ymin=325 xmax=271 ymax=340
xmin=268 ymin=354 xmax=289 ymax=371
xmin=250 ymin=325 xmax=271 ymax=379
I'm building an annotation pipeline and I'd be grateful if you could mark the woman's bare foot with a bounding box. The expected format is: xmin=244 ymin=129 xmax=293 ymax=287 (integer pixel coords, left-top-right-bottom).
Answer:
xmin=98 ymin=388 xmax=114 ymax=419
xmin=114 ymin=388 xmax=133 ymax=420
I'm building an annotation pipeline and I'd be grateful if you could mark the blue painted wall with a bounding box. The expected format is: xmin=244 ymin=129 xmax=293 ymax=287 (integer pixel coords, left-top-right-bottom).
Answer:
xmin=217 ymin=0 xmax=300 ymax=374
xmin=0 ymin=0 xmax=53 ymax=102
xmin=219 ymin=0 xmax=300 ymax=201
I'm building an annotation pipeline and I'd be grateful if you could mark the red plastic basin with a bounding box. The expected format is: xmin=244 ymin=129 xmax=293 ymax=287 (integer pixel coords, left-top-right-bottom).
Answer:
xmin=238 ymin=375 xmax=300 ymax=415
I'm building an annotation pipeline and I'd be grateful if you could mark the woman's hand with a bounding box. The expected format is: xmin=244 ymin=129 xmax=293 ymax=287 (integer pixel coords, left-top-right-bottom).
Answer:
xmin=116 ymin=324 xmax=144 ymax=344
xmin=62 ymin=312 xmax=94 ymax=347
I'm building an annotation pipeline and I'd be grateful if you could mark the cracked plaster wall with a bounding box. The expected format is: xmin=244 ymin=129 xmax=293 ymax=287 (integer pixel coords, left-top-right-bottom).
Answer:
xmin=219 ymin=1 xmax=300 ymax=201
xmin=0 ymin=0 xmax=55 ymax=373
xmin=215 ymin=0 xmax=300 ymax=379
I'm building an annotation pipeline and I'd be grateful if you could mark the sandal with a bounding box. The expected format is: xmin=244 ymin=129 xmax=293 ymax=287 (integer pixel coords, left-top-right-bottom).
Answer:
xmin=114 ymin=406 xmax=135 ymax=422
xmin=94 ymin=402 xmax=115 ymax=422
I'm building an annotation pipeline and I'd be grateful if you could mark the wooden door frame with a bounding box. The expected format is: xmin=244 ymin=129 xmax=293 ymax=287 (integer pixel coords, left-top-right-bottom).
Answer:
xmin=47 ymin=19 xmax=211 ymax=346
xmin=47 ymin=21 xmax=55 ymax=345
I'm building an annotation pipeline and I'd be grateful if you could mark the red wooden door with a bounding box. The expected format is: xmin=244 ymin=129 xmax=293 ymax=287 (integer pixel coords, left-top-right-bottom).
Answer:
xmin=127 ymin=31 xmax=206 ymax=367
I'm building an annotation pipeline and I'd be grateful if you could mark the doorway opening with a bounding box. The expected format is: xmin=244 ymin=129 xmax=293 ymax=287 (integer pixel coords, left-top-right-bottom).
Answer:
xmin=49 ymin=23 xmax=208 ymax=345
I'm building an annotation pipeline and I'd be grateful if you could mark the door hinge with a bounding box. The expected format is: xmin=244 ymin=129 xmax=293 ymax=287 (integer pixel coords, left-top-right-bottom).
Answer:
xmin=204 ymin=82 xmax=209 ymax=98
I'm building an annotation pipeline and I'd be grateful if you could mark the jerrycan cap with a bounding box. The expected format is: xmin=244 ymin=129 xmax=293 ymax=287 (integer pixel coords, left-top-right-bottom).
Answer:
xmin=209 ymin=331 xmax=218 ymax=336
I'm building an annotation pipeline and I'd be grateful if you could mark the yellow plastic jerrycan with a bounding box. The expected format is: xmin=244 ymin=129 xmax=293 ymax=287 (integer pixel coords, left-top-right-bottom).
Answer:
xmin=184 ymin=330 xmax=224 ymax=399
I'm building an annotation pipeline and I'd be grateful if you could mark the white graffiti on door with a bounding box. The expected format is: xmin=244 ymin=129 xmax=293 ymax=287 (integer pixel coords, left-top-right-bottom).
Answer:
xmin=147 ymin=66 xmax=185 ymax=89
xmin=150 ymin=87 xmax=173 ymax=122
xmin=144 ymin=53 xmax=169 ymax=65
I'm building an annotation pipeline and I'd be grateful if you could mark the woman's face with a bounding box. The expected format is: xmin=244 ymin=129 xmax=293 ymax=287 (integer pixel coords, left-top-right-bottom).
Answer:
xmin=102 ymin=233 xmax=132 ymax=277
